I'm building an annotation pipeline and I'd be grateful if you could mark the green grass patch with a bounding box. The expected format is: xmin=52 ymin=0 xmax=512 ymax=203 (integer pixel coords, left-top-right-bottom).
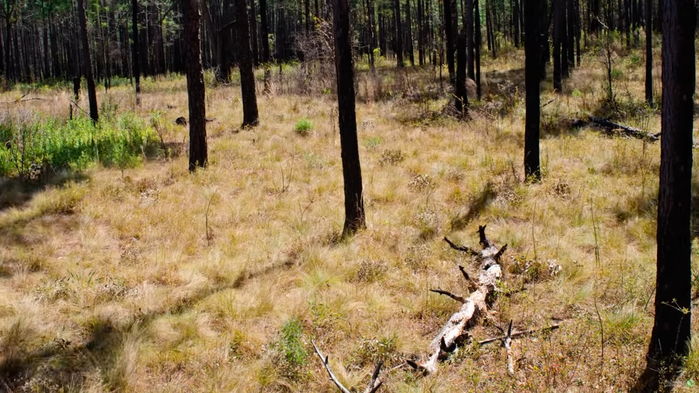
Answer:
xmin=0 ymin=114 xmax=160 ymax=178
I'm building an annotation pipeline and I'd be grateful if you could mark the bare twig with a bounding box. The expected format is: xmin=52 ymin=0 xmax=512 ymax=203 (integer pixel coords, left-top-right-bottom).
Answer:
xmin=477 ymin=323 xmax=561 ymax=345
xmin=430 ymin=289 xmax=466 ymax=303
xmin=312 ymin=341 xmax=384 ymax=393
xmin=444 ymin=237 xmax=479 ymax=256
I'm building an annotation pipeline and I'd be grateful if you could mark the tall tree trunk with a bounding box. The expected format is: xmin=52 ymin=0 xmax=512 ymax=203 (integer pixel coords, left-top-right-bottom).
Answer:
xmin=132 ymin=0 xmax=141 ymax=104
xmin=77 ymin=0 xmax=98 ymax=123
xmin=366 ymin=0 xmax=377 ymax=70
xmin=465 ymin=0 xmax=474 ymax=80
xmin=183 ymin=0 xmax=208 ymax=171
xmin=634 ymin=2 xmax=695 ymax=392
xmin=417 ymin=0 xmax=426 ymax=66
xmin=644 ymin=0 xmax=652 ymax=105
xmin=443 ymin=0 xmax=455 ymax=83
xmin=406 ymin=0 xmax=415 ymax=66
xmin=235 ymin=0 xmax=260 ymax=127
xmin=331 ymin=0 xmax=366 ymax=237
xmin=524 ymin=0 xmax=541 ymax=180
xmin=394 ymin=0 xmax=404 ymax=67
xmin=474 ymin=0 xmax=481 ymax=99
xmin=553 ymin=0 xmax=562 ymax=92
xmin=454 ymin=31 xmax=468 ymax=114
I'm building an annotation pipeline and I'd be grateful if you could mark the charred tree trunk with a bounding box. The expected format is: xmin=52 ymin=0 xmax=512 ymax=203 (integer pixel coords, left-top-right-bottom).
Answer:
xmin=132 ymin=0 xmax=141 ymax=104
xmin=394 ymin=0 xmax=404 ymax=67
xmin=183 ymin=0 xmax=208 ymax=171
xmin=443 ymin=0 xmax=456 ymax=83
xmin=634 ymin=1 xmax=694 ymax=391
xmin=77 ymin=0 xmax=98 ymax=123
xmin=331 ymin=0 xmax=366 ymax=237
xmin=474 ymin=0 xmax=481 ymax=100
xmin=465 ymin=0 xmax=474 ymax=80
xmin=406 ymin=0 xmax=415 ymax=66
xmin=553 ymin=0 xmax=563 ymax=92
xmin=644 ymin=0 xmax=652 ymax=105
xmin=454 ymin=31 xmax=468 ymax=115
xmin=234 ymin=0 xmax=260 ymax=127
xmin=524 ymin=0 xmax=541 ymax=180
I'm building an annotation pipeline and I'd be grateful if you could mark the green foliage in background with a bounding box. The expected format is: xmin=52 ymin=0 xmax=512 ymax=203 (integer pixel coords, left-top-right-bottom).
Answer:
xmin=0 ymin=114 xmax=160 ymax=179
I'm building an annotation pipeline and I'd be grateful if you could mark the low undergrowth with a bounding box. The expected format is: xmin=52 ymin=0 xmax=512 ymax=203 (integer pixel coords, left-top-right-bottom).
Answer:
xmin=0 ymin=113 xmax=161 ymax=179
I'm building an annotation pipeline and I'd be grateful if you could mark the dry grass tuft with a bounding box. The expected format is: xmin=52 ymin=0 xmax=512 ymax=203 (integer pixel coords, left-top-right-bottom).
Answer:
xmin=0 ymin=43 xmax=697 ymax=392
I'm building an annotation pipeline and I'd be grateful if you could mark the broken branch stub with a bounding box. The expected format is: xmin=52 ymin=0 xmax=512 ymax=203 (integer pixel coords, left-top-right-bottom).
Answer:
xmin=410 ymin=226 xmax=506 ymax=374
xmin=312 ymin=341 xmax=383 ymax=393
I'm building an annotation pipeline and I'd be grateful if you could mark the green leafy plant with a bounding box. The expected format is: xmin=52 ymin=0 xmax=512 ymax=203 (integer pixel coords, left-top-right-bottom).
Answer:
xmin=293 ymin=118 xmax=313 ymax=136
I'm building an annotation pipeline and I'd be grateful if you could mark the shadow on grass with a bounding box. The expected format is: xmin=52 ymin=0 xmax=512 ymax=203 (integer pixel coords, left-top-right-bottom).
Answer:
xmin=450 ymin=182 xmax=497 ymax=231
xmin=0 ymin=171 xmax=88 ymax=212
xmin=0 ymin=257 xmax=297 ymax=391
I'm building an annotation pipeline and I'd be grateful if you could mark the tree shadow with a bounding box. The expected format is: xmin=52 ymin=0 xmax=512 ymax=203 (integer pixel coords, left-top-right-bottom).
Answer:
xmin=0 ymin=171 xmax=88 ymax=212
xmin=0 ymin=257 xmax=297 ymax=391
xmin=450 ymin=182 xmax=497 ymax=231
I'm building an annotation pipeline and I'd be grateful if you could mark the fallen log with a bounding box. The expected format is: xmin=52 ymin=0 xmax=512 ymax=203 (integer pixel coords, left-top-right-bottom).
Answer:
xmin=407 ymin=225 xmax=507 ymax=374
xmin=312 ymin=341 xmax=383 ymax=393
xmin=572 ymin=116 xmax=660 ymax=141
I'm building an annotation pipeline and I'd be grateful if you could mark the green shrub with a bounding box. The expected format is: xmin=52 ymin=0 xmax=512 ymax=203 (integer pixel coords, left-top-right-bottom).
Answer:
xmin=293 ymin=118 xmax=313 ymax=136
xmin=0 ymin=114 xmax=160 ymax=178
xmin=272 ymin=318 xmax=308 ymax=380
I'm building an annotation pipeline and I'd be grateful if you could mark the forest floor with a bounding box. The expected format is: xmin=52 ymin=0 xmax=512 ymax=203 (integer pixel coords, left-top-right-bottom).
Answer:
xmin=1 ymin=45 xmax=699 ymax=393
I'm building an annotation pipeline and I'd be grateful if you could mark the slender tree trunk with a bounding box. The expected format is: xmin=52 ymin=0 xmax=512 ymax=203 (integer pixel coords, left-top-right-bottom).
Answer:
xmin=454 ymin=31 xmax=468 ymax=115
xmin=465 ymin=0 xmax=474 ymax=80
xmin=366 ymin=0 xmax=377 ymax=71
xmin=183 ymin=0 xmax=208 ymax=171
xmin=524 ymin=0 xmax=541 ymax=180
xmin=553 ymin=0 xmax=562 ymax=92
xmin=394 ymin=0 xmax=404 ymax=67
xmin=474 ymin=0 xmax=481 ymax=99
xmin=235 ymin=0 xmax=260 ymax=127
xmin=132 ymin=0 xmax=141 ymax=104
xmin=331 ymin=0 xmax=366 ymax=237
xmin=443 ymin=0 xmax=455 ymax=83
xmin=644 ymin=0 xmax=652 ymax=105
xmin=406 ymin=0 xmax=415 ymax=66
xmin=634 ymin=2 xmax=695 ymax=392
xmin=77 ymin=0 xmax=98 ymax=123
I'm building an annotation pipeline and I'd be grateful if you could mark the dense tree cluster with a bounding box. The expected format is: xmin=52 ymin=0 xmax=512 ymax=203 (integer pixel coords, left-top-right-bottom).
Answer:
xmin=0 ymin=0 xmax=665 ymax=87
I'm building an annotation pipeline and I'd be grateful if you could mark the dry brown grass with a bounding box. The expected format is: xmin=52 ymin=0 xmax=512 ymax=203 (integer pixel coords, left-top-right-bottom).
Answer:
xmin=0 ymin=44 xmax=698 ymax=393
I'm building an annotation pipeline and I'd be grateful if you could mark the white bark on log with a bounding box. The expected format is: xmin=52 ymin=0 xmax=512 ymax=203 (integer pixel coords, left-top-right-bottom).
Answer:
xmin=409 ymin=225 xmax=506 ymax=374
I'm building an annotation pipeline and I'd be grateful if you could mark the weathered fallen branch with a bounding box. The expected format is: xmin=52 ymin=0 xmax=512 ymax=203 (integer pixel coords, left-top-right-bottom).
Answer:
xmin=477 ymin=323 xmax=561 ymax=345
xmin=408 ymin=225 xmax=507 ymax=374
xmin=572 ymin=116 xmax=659 ymax=141
xmin=312 ymin=341 xmax=383 ymax=393
xmin=503 ymin=320 xmax=514 ymax=376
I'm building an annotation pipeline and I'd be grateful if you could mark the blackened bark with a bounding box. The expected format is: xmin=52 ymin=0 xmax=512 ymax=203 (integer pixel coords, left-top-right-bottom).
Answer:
xmin=465 ymin=0 xmax=474 ymax=80
xmin=331 ymin=0 xmax=366 ymax=237
xmin=77 ymin=0 xmax=98 ymax=123
xmin=524 ymin=0 xmax=541 ymax=180
xmin=132 ymin=0 xmax=141 ymax=103
xmin=454 ymin=31 xmax=468 ymax=115
xmin=553 ymin=0 xmax=562 ymax=92
xmin=406 ymin=0 xmax=415 ymax=66
xmin=234 ymin=0 xmax=260 ymax=127
xmin=259 ymin=0 xmax=270 ymax=62
xmin=474 ymin=0 xmax=481 ymax=99
xmin=634 ymin=1 xmax=695 ymax=391
xmin=183 ymin=0 xmax=208 ymax=171
xmin=644 ymin=0 xmax=652 ymax=105
xmin=394 ymin=0 xmax=404 ymax=67
xmin=443 ymin=0 xmax=455 ymax=83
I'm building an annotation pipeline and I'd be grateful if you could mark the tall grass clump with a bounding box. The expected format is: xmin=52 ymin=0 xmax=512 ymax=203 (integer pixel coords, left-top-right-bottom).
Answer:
xmin=0 ymin=113 xmax=160 ymax=179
